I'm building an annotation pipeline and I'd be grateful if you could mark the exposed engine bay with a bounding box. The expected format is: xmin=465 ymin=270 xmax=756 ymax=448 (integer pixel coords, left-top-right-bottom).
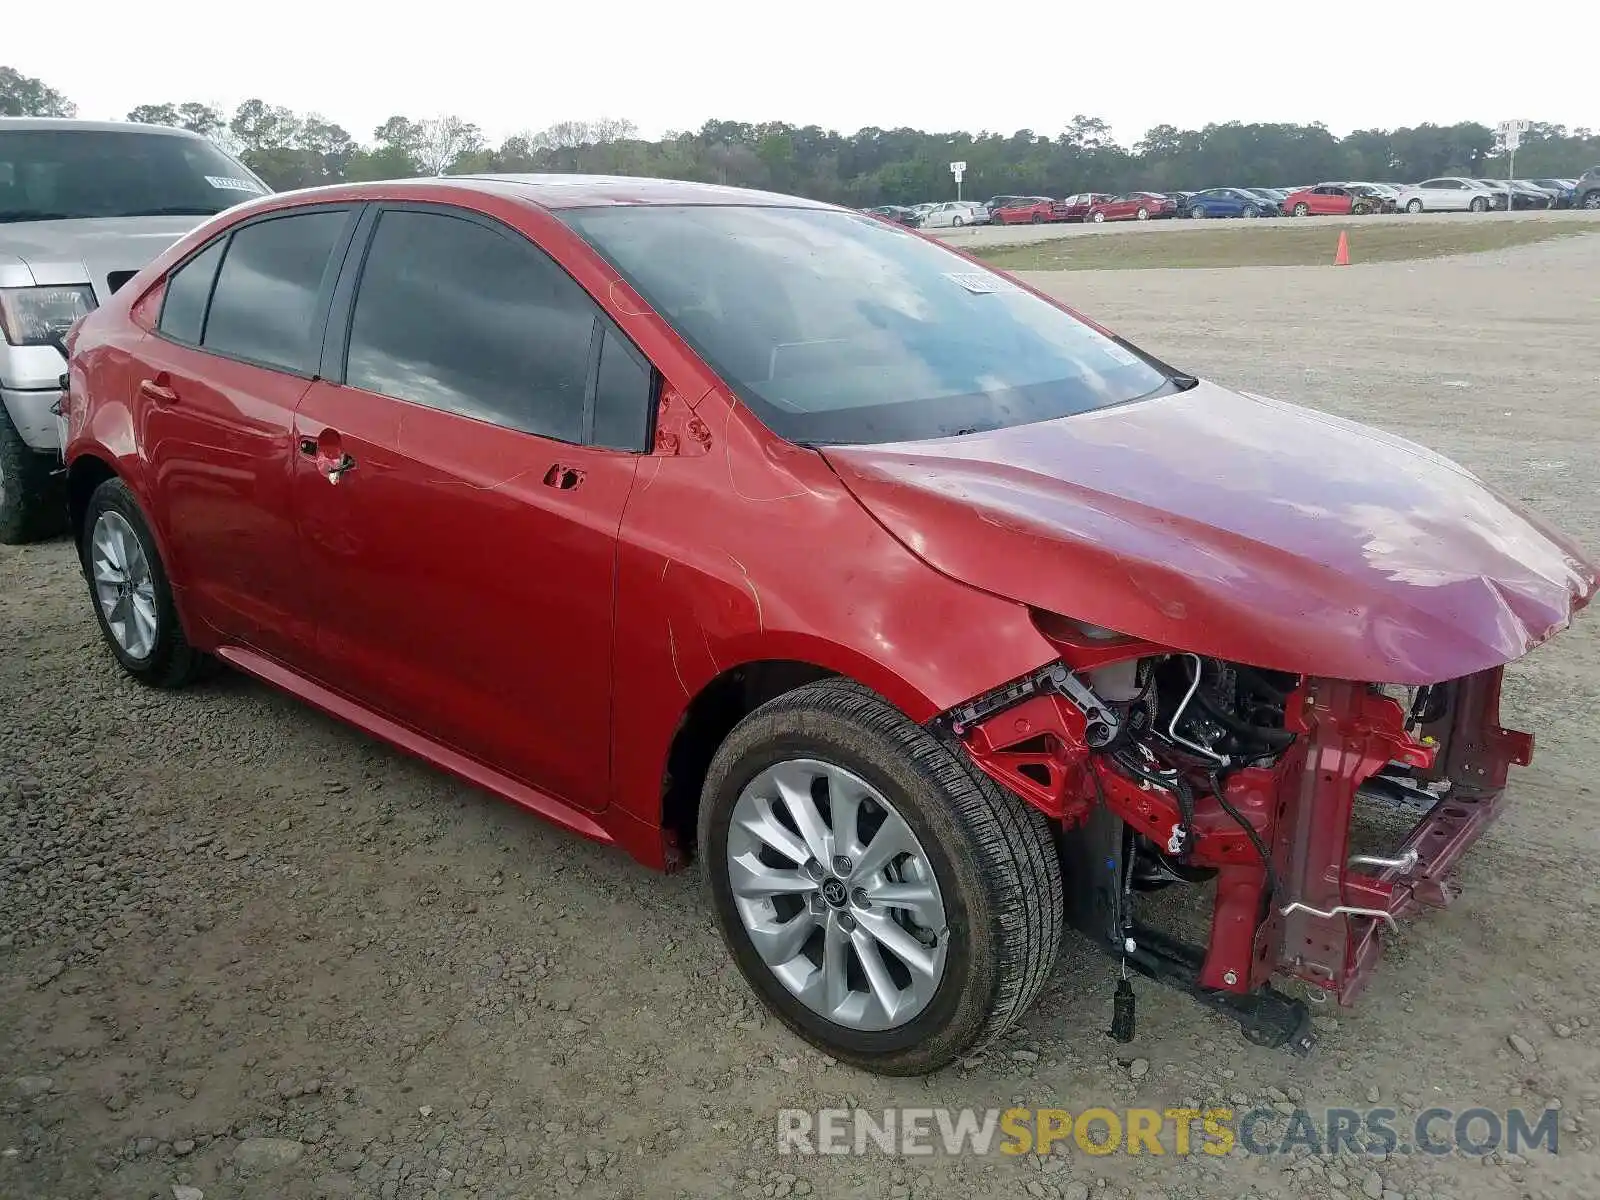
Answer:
xmin=943 ymin=620 xmax=1534 ymax=1053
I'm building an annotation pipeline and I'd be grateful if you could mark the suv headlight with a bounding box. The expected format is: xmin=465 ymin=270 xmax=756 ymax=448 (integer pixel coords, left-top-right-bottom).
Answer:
xmin=0 ymin=285 xmax=96 ymax=347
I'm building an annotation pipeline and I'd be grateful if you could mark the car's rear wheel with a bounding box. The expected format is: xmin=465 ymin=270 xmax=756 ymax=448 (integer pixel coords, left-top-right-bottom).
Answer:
xmin=1243 ymin=205 xmax=1259 ymax=218
xmin=1091 ymin=211 xmax=1105 ymax=223
xmin=1030 ymin=213 xmax=1044 ymax=224
xmin=0 ymin=408 xmax=66 ymax=545
xmin=1135 ymin=207 xmax=1149 ymax=220
xmin=951 ymin=216 xmax=964 ymax=227
xmin=79 ymin=477 xmax=211 ymax=688
xmin=699 ymin=679 xmax=1063 ymax=1075
xmin=1469 ymin=196 xmax=1487 ymax=213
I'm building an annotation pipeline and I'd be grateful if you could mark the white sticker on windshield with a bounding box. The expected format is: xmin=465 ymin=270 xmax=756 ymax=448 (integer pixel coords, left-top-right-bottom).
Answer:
xmin=944 ymin=272 xmax=1018 ymax=295
xmin=205 ymin=175 xmax=264 ymax=193
xmin=1101 ymin=343 xmax=1140 ymax=366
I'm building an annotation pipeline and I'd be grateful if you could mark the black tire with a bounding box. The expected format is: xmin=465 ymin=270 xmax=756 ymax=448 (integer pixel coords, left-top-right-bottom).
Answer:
xmin=1469 ymin=196 xmax=1487 ymax=213
xmin=1293 ymin=202 xmax=1310 ymax=217
xmin=1243 ymin=205 xmax=1259 ymax=218
xmin=1030 ymin=213 xmax=1044 ymax=224
xmin=78 ymin=477 xmax=212 ymax=688
xmin=1581 ymin=190 xmax=1600 ymax=211
xmin=0 ymin=405 xmax=67 ymax=545
xmin=1406 ymin=199 xmax=1423 ymax=214
xmin=699 ymin=679 xmax=1063 ymax=1075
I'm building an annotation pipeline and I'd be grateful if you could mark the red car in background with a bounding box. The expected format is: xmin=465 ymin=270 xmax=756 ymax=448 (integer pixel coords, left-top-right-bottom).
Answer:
xmin=1087 ymin=191 xmax=1178 ymax=222
xmin=991 ymin=197 xmax=1057 ymax=225
xmin=1053 ymin=192 xmax=1115 ymax=221
xmin=1281 ymin=184 xmax=1384 ymax=217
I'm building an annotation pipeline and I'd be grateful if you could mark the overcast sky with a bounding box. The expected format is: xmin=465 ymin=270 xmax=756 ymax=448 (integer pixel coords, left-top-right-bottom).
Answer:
xmin=11 ymin=4 xmax=1595 ymax=146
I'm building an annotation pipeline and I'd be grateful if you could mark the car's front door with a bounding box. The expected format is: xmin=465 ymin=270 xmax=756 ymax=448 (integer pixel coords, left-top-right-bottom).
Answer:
xmin=290 ymin=204 xmax=651 ymax=812
xmin=138 ymin=206 xmax=359 ymax=665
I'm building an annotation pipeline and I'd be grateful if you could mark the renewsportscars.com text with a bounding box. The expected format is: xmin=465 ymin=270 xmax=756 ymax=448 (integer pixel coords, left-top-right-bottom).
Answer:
xmin=777 ymin=1106 xmax=1560 ymax=1158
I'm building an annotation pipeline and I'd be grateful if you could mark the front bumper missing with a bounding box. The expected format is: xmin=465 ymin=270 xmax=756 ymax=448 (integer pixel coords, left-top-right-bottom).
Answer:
xmin=955 ymin=664 xmax=1532 ymax=1042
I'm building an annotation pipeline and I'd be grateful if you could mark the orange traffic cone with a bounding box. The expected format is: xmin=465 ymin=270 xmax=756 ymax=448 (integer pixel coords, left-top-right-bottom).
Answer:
xmin=1334 ymin=231 xmax=1350 ymax=266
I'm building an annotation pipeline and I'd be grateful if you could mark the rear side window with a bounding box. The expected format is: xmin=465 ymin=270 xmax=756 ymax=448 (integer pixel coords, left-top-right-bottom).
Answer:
xmin=158 ymin=239 xmax=225 ymax=345
xmin=204 ymin=211 xmax=348 ymax=374
xmin=344 ymin=209 xmax=597 ymax=443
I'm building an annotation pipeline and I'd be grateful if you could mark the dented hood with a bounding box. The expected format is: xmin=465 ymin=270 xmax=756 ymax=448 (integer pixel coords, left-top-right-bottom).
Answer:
xmin=822 ymin=381 xmax=1597 ymax=685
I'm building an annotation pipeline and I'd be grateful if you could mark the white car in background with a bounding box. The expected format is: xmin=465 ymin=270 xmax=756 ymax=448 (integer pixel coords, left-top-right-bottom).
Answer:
xmin=1394 ymin=177 xmax=1507 ymax=213
xmin=919 ymin=201 xmax=989 ymax=228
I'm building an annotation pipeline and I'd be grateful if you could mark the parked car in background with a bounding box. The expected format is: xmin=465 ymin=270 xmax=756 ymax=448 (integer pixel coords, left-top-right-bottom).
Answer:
xmin=1572 ymin=167 xmax=1600 ymax=210
xmin=1184 ymin=188 xmax=1279 ymax=218
xmin=920 ymin=201 xmax=989 ymax=228
xmin=0 ymin=118 xmax=268 ymax=543
xmin=1241 ymin=187 xmax=1288 ymax=208
xmin=990 ymin=197 xmax=1057 ymax=225
xmin=1527 ymin=179 xmax=1576 ymax=208
xmin=1474 ymin=179 xmax=1545 ymax=210
xmin=1052 ymin=193 xmax=1115 ymax=222
xmin=863 ymin=205 xmax=921 ymax=227
xmin=984 ymin=195 xmax=1027 ymax=215
xmin=1336 ymin=182 xmax=1400 ymax=211
xmin=60 ymin=174 xmax=1599 ymax=1075
xmin=1394 ymin=178 xmax=1505 ymax=213
xmin=1086 ymin=191 xmax=1177 ymax=222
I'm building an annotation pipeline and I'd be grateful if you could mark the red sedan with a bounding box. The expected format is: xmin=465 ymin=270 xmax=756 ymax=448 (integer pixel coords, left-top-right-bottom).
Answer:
xmin=991 ymin=196 xmax=1057 ymax=225
xmin=59 ymin=176 xmax=1598 ymax=1075
xmin=1086 ymin=191 xmax=1179 ymax=222
xmin=1282 ymin=184 xmax=1384 ymax=217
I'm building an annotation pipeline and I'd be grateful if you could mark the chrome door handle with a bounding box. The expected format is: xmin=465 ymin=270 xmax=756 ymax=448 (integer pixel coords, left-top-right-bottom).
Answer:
xmin=324 ymin=453 xmax=357 ymax=485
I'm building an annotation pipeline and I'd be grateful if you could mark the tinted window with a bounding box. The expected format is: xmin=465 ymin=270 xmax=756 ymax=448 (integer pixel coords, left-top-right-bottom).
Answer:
xmin=593 ymin=327 xmax=653 ymax=451
xmin=0 ymin=129 xmax=267 ymax=222
xmin=158 ymin=239 xmax=225 ymax=345
xmin=561 ymin=205 xmax=1175 ymax=445
xmin=204 ymin=211 xmax=348 ymax=373
xmin=345 ymin=209 xmax=597 ymax=442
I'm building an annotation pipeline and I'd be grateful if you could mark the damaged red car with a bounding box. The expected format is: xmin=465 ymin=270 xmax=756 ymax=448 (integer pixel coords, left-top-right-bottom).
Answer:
xmin=61 ymin=177 xmax=1597 ymax=1076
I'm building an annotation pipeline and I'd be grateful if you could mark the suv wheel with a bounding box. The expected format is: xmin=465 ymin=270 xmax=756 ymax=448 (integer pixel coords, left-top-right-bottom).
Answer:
xmin=79 ymin=478 xmax=212 ymax=687
xmin=699 ymin=679 xmax=1063 ymax=1075
xmin=0 ymin=407 xmax=66 ymax=545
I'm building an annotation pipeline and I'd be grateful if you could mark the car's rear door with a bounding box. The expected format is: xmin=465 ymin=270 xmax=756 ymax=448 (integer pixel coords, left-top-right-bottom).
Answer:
xmin=290 ymin=203 xmax=652 ymax=813
xmin=137 ymin=205 xmax=360 ymax=665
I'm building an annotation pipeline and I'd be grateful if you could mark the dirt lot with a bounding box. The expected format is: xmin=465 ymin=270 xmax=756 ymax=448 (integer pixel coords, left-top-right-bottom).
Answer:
xmin=4 ymin=233 xmax=1600 ymax=1200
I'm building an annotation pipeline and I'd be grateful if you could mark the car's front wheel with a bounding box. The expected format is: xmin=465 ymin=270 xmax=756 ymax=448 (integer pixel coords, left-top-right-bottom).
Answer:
xmin=1406 ymin=199 xmax=1424 ymax=213
xmin=80 ymin=477 xmax=211 ymax=688
xmin=699 ymin=679 xmax=1063 ymax=1075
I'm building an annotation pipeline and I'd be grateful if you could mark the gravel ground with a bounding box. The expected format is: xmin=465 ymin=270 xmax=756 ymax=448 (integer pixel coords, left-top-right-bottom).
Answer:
xmin=4 ymin=233 xmax=1600 ymax=1200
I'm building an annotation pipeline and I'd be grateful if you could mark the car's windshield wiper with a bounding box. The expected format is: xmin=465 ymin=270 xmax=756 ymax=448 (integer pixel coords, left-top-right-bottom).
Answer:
xmin=118 ymin=206 xmax=225 ymax=217
xmin=0 ymin=211 xmax=90 ymax=223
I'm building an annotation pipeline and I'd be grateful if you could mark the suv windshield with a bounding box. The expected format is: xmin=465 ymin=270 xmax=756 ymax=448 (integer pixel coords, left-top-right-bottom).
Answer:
xmin=0 ymin=129 xmax=267 ymax=223
xmin=561 ymin=204 xmax=1178 ymax=444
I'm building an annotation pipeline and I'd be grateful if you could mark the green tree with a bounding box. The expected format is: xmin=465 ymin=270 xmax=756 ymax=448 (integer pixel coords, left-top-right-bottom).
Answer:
xmin=0 ymin=66 xmax=75 ymax=117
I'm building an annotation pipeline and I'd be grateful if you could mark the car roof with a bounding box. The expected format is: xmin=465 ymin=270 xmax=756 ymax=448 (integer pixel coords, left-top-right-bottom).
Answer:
xmin=448 ymin=173 xmax=835 ymax=210
xmin=0 ymin=117 xmax=205 ymax=138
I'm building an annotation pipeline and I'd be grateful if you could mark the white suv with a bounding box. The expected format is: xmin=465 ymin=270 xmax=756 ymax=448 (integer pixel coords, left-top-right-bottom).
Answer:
xmin=1 ymin=118 xmax=267 ymax=541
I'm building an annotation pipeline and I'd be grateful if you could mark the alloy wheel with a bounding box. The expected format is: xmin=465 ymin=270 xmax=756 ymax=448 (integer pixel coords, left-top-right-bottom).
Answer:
xmin=725 ymin=758 xmax=948 ymax=1032
xmin=90 ymin=510 xmax=158 ymax=660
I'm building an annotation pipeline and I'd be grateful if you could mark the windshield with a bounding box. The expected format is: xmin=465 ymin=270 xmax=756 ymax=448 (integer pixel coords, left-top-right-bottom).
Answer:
xmin=561 ymin=204 xmax=1177 ymax=445
xmin=0 ymin=129 xmax=267 ymax=222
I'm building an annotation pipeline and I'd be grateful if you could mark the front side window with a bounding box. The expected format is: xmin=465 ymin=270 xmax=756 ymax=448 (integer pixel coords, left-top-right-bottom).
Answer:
xmin=561 ymin=204 xmax=1177 ymax=445
xmin=0 ymin=129 xmax=267 ymax=223
xmin=345 ymin=209 xmax=597 ymax=443
xmin=203 ymin=210 xmax=349 ymax=373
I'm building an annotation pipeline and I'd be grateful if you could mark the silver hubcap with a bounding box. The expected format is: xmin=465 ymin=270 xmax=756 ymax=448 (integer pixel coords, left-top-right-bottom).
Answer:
xmin=90 ymin=511 xmax=158 ymax=660
xmin=726 ymin=759 xmax=948 ymax=1032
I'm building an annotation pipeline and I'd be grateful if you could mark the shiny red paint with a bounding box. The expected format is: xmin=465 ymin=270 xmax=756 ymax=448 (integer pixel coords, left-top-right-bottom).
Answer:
xmin=61 ymin=175 xmax=1598 ymax=1021
xmin=1053 ymin=193 xmax=1115 ymax=222
xmin=1087 ymin=192 xmax=1178 ymax=221
xmin=822 ymin=384 xmax=1596 ymax=686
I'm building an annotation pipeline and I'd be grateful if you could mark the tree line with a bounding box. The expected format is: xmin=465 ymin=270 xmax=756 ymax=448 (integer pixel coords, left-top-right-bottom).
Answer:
xmin=5 ymin=65 xmax=1598 ymax=205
